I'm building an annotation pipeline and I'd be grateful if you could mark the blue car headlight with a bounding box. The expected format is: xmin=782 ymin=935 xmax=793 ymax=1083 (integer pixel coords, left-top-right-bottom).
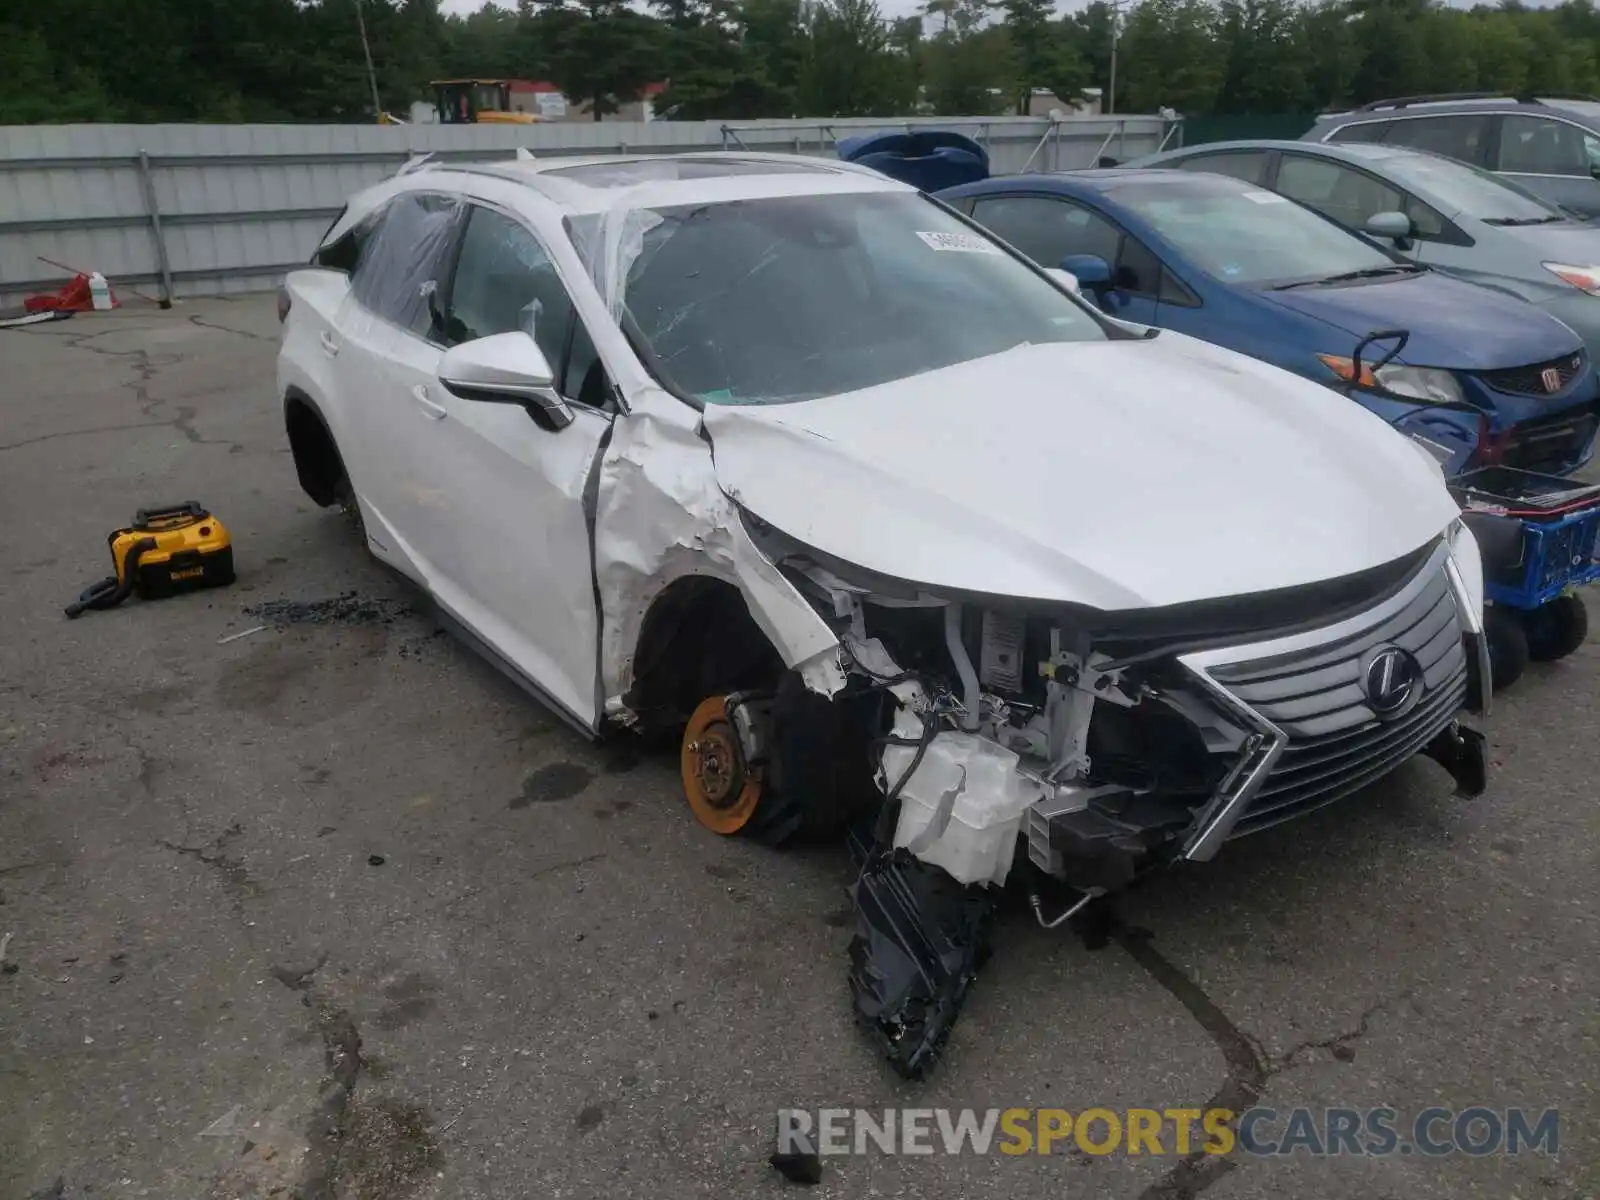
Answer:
xmin=1318 ymin=355 xmax=1466 ymax=405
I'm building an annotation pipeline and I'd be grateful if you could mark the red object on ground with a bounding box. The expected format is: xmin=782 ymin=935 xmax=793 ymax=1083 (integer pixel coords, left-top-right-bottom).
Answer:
xmin=23 ymin=272 xmax=118 ymax=313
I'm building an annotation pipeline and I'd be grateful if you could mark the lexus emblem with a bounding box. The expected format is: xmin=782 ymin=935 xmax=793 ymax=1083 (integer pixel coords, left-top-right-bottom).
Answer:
xmin=1363 ymin=646 xmax=1424 ymax=720
xmin=1541 ymin=366 xmax=1563 ymax=394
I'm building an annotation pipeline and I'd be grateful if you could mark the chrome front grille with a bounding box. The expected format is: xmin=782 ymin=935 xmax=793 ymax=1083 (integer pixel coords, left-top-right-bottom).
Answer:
xmin=1181 ymin=542 xmax=1470 ymax=853
xmin=1230 ymin=664 xmax=1467 ymax=837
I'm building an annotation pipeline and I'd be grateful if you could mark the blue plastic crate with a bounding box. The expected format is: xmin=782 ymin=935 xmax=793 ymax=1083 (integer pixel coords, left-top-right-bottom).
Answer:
xmin=1451 ymin=468 xmax=1600 ymax=610
xmin=1491 ymin=506 xmax=1600 ymax=609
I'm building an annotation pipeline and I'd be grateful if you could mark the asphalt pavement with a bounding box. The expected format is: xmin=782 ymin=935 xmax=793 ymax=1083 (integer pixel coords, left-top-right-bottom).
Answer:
xmin=0 ymin=297 xmax=1595 ymax=1200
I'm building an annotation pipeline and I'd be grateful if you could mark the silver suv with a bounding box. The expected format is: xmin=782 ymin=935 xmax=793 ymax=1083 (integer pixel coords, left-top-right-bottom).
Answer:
xmin=1305 ymin=93 xmax=1600 ymax=219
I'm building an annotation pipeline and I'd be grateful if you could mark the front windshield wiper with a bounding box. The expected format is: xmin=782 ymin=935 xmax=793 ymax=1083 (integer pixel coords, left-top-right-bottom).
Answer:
xmin=1482 ymin=215 xmax=1566 ymax=226
xmin=1267 ymin=264 xmax=1423 ymax=291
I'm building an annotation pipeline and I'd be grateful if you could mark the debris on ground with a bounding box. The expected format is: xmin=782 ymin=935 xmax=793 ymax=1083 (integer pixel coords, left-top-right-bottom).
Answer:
xmin=217 ymin=624 xmax=267 ymax=645
xmin=0 ymin=931 xmax=13 ymax=975
xmin=768 ymin=1149 xmax=823 ymax=1186
xmin=245 ymin=591 xmax=414 ymax=629
xmin=847 ymin=845 xmax=997 ymax=1081
xmin=1 ymin=307 xmax=73 ymax=330
xmin=199 ymin=1104 xmax=244 ymax=1138
xmin=368 ymin=855 xmax=386 ymax=867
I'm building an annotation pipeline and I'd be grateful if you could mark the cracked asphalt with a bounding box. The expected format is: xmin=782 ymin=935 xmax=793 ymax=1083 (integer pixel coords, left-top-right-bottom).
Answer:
xmin=1 ymin=297 xmax=1596 ymax=1200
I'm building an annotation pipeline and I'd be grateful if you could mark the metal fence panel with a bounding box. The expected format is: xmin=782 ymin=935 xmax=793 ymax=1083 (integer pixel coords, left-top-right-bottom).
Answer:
xmin=0 ymin=116 xmax=1169 ymax=306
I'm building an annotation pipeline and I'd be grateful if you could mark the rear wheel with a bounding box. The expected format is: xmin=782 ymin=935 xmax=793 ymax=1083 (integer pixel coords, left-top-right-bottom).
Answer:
xmin=1484 ymin=605 xmax=1529 ymax=691
xmin=333 ymin=476 xmax=368 ymax=547
xmin=1523 ymin=593 xmax=1588 ymax=662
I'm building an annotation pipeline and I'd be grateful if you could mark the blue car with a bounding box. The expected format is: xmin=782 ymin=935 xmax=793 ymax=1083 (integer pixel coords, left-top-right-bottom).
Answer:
xmin=934 ymin=168 xmax=1600 ymax=476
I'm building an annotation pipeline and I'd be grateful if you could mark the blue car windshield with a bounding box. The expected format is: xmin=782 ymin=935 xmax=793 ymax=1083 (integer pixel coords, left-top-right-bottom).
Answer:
xmin=1106 ymin=175 xmax=1399 ymax=286
xmin=573 ymin=191 xmax=1108 ymax=406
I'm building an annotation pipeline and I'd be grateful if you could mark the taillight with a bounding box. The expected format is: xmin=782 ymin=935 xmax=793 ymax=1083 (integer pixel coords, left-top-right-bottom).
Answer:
xmin=277 ymin=284 xmax=292 ymax=323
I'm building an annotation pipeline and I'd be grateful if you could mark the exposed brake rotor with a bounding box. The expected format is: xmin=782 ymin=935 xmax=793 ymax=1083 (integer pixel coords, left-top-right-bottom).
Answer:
xmin=681 ymin=694 xmax=764 ymax=834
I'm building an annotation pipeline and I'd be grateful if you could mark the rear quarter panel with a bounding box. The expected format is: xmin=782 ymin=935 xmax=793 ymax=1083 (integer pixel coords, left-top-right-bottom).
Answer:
xmin=277 ymin=268 xmax=352 ymax=441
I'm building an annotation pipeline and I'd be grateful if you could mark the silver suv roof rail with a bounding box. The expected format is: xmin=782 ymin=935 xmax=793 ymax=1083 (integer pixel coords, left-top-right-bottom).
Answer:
xmin=1353 ymin=91 xmax=1600 ymax=112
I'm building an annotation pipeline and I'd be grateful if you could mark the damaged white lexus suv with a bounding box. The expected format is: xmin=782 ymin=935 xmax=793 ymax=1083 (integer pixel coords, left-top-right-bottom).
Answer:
xmin=277 ymin=151 xmax=1490 ymax=1078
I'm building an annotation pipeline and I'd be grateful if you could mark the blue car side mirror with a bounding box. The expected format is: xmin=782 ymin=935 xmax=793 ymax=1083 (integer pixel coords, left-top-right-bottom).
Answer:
xmin=1061 ymin=254 xmax=1112 ymax=289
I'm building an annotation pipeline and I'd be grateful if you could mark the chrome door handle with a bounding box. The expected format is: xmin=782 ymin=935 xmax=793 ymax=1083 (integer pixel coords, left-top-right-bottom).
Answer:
xmin=320 ymin=331 xmax=340 ymax=357
xmin=412 ymin=384 xmax=447 ymax=420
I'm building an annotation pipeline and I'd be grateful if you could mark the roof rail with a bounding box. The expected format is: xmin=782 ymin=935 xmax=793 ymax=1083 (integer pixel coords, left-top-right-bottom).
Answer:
xmin=393 ymin=151 xmax=436 ymax=176
xmin=1354 ymin=92 xmax=1507 ymax=112
xmin=1521 ymin=92 xmax=1600 ymax=104
xmin=1354 ymin=91 xmax=1600 ymax=113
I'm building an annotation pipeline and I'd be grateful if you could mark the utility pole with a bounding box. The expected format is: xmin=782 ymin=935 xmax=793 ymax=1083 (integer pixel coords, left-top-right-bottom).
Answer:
xmin=1107 ymin=0 xmax=1119 ymax=116
xmin=354 ymin=0 xmax=384 ymax=122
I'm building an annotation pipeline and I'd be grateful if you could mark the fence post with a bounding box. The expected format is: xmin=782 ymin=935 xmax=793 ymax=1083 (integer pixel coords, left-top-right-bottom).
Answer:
xmin=135 ymin=149 xmax=175 ymax=309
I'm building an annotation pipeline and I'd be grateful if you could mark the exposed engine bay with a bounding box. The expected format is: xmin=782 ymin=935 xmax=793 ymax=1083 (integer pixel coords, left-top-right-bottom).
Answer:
xmin=729 ymin=527 xmax=1492 ymax=1079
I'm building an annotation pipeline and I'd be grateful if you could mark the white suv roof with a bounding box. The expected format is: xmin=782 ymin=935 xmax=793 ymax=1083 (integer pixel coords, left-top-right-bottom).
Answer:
xmin=391 ymin=151 xmax=908 ymax=215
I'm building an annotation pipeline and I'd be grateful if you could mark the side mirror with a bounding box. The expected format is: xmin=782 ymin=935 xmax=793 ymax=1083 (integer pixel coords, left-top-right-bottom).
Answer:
xmin=1365 ymin=210 xmax=1413 ymax=243
xmin=437 ymin=331 xmax=574 ymax=432
xmin=1045 ymin=267 xmax=1081 ymax=295
xmin=1061 ymin=253 xmax=1113 ymax=290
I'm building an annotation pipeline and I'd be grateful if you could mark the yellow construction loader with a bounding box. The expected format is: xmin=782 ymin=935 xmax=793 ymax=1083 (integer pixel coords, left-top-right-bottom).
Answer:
xmin=432 ymin=80 xmax=541 ymax=124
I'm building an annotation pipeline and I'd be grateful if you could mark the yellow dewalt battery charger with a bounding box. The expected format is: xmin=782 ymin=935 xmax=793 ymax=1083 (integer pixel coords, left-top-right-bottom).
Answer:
xmin=65 ymin=502 xmax=235 ymax=618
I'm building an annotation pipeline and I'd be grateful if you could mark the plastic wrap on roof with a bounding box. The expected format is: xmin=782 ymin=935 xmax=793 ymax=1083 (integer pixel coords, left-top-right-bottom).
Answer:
xmin=837 ymin=130 xmax=991 ymax=192
xmin=546 ymin=158 xmax=818 ymax=187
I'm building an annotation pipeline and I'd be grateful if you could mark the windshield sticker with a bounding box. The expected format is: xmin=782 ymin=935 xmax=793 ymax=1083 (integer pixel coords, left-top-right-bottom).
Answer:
xmin=916 ymin=231 xmax=1002 ymax=254
xmin=1242 ymin=191 xmax=1287 ymax=204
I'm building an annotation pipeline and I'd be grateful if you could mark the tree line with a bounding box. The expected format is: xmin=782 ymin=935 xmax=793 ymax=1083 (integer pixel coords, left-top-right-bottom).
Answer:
xmin=5 ymin=0 xmax=1600 ymax=126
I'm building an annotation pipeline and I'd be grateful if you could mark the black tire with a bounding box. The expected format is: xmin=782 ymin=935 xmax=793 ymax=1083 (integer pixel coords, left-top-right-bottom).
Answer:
xmin=1484 ymin=606 xmax=1529 ymax=691
xmin=332 ymin=476 xmax=368 ymax=546
xmin=1522 ymin=593 xmax=1589 ymax=662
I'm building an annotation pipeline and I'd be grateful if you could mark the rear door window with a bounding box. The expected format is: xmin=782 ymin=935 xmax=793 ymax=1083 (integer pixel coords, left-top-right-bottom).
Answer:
xmin=1380 ymin=114 xmax=1492 ymax=166
xmin=1497 ymin=114 xmax=1600 ymax=177
xmin=1172 ymin=151 xmax=1269 ymax=185
xmin=1326 ymin=120 xmax=1391 ymax=144
xmin=348 ymin=192 xmax=463 ymax=339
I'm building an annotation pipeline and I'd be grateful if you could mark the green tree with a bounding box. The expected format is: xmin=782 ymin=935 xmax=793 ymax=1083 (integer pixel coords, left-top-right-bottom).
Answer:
xmin=530 ymin=0 xmax=662 ymax=119
xmin=1115 ymin=0 xmax=1223 ymax=114
xmin=1215 ymin=0 xmax=1311 ymax=114
xmin=797 ymin=0 xmax=915 ymax=115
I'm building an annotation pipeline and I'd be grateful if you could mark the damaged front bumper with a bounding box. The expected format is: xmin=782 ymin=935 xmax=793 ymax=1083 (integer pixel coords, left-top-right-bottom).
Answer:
xmin=840 ymin=537 xmax=1489 ymax=1078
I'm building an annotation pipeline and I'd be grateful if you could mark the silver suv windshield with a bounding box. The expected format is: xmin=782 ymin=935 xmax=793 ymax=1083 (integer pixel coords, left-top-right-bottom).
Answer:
xmin=580 ymin=190 xmax=1108 ymax=406
xmin=1382 ymin=153 xmax=1564 ymax=224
